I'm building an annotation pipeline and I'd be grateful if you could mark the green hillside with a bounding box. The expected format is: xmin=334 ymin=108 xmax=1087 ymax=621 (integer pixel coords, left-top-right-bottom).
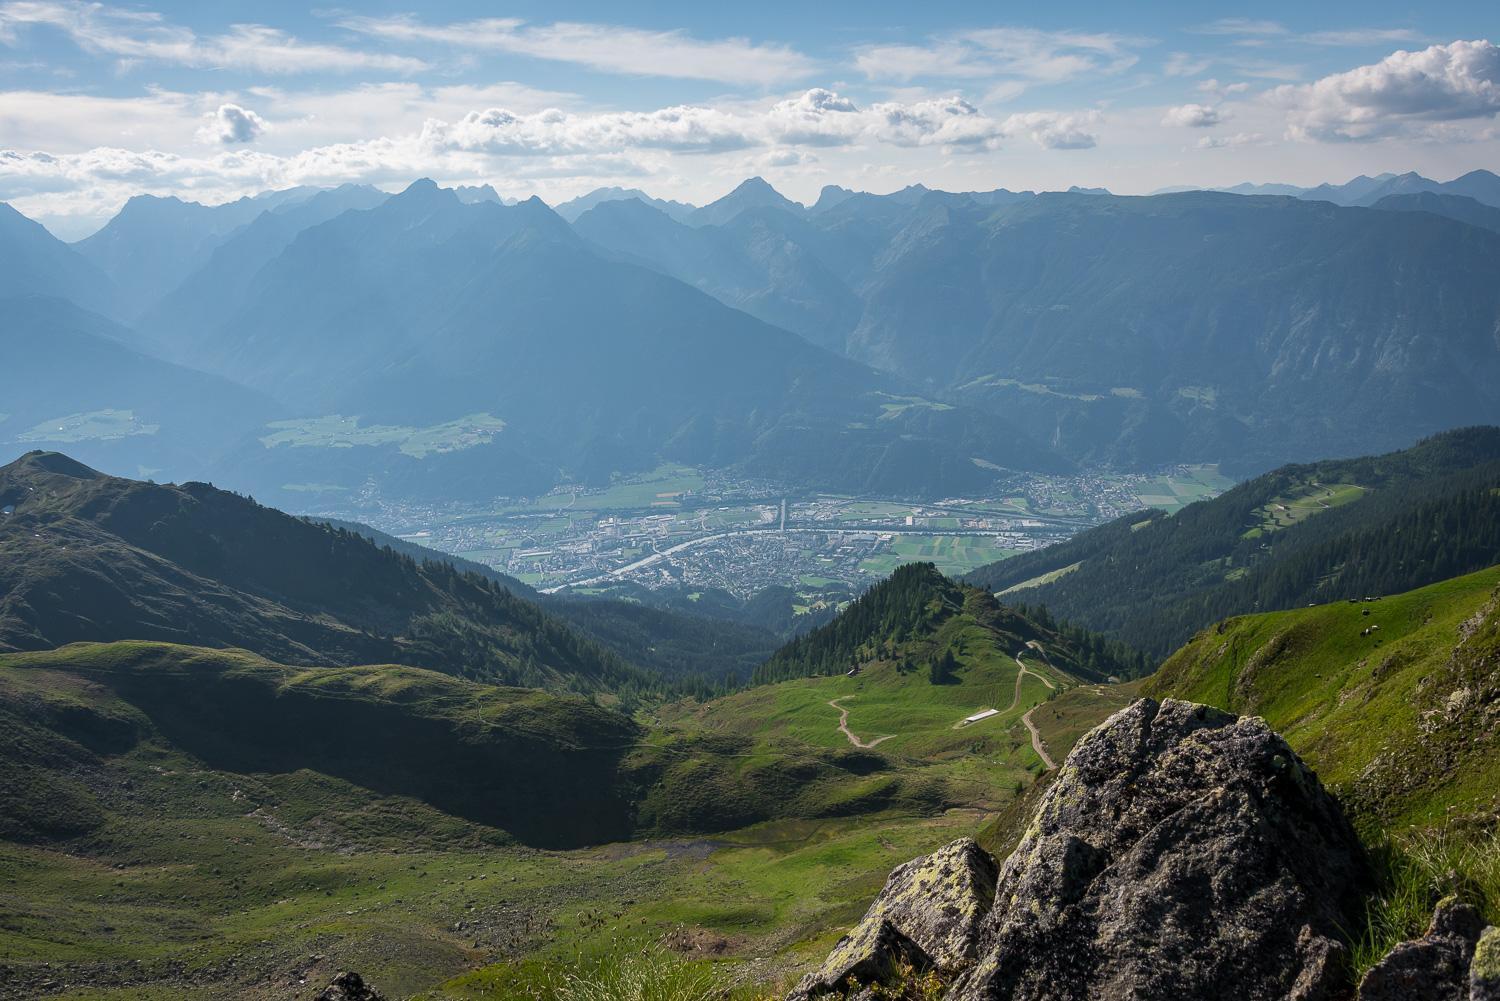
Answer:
xmin=1145 ymin=565 xmax=1500 ymax=831
xmin=0 ymin=641 xmax=643 ymax=849
xmin=0 ymin=633 xmax=1125 ymax=998
xmin=964 ymin=427 xmax=1500 ymax=656
xmin=756 ymin=562 xmax=1146 ymax=685
xmin=0 ymin=451 xmax=657 ymax=697
xmin=636 ymin=564 xmax=1145 ymax=832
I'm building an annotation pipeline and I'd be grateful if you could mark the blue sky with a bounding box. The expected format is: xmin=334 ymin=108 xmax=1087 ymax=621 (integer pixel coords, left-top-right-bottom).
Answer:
xmin=1 ymin=0 xmax=1497 ymax=236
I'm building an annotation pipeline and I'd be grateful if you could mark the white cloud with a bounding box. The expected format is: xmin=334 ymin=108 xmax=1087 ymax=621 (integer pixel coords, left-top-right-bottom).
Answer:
xmin=1273 ymin=39 xmax=1500 ymax=141
xmin=1164 ymin=52 xmax=1211 ymax=77
xmin=1301 ymin=29 xmax=1426 ymax=47
xmin=1162 ymin=103 xmax=1225 ymax=128
xmin=1192 ymin=19 xmax=1288 ymax=38
xmin=999 ymin=110 xmax=1102 ymax=149
xmin=1196 ymin=132 xmax=1267 ymax=149
xmin=854 ymin=28 xmax=1143 ymax=88
xmin=0 ymin=1 xmax=426 ymax=74
xmin=428 ymin=90 xmax=1084 ymax=156
xmin=1197 ymin=79 xmax=1250 ymax=97
xmin=197 ymin=103 xmax=264 ymax=144
xmin=337 ymin=15 xmax=814 ymax=86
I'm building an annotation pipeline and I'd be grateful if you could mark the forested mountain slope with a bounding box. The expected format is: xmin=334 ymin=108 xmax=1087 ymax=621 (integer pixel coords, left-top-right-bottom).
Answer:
xmin=964 ymin=428 xmax=1500 ymax=656
xmin=757 ymin=561 xmax=1146 ymax=685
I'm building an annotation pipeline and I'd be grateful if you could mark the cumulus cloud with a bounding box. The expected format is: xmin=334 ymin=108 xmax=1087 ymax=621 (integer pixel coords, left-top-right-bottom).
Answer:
xmin=1273 ymin=39 xmax=1500 ymax=141
xmin=854 ymin=28 xmax=1143 ymax=88
xmin=1197 ymin=78 xmax=1250 ymax=97
xmin=338 ymin=14 xmax=815 ymax=86
xmin=197 ymin=103 xmax=265 ymax=145
xmin=0 ymin=1 xmax=426 ymax=73
xmin=991 ymin=110 xmax=1099 ymax=149
xmin=1162 ymin=103 xmax=1225 ymax=127
xmin=425 ymin=90 xmax=1091 ymax=156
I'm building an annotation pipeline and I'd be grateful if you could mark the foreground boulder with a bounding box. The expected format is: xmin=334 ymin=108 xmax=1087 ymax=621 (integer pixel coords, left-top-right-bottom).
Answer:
xmin=1475 ymin=926 xmax=1500 ymax=1001
xmin=314 ymin=971 xmax=385 ymax=1001
xmin=950 ymin=699 xmax=1368 ymax=1001
xmin=794 ymin=698 xmax=1373 ymax=1001
xmin=1357 ymin=898 xmax=1486 ymax=1001
xmin=788 ymin=838 xmax=997 ymax=1000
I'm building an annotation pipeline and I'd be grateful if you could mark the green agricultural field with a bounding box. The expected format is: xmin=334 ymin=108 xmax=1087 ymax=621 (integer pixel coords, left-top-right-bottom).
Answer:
xmin=502 ymin=464 xmax=708 ymax=513
xmin=1243 ymin=479 xmax=1367 ymax=537
xmin=260 ymin=413 xmax=506 ymax=458
xmin=860 ymin=535 xmax=1019 ymax=579
xmin=997 ymin=560 xmax=1082 ymax=596
xmin=960 ymin=376 xmax=1102 ymax=402
xmin=1133 ymin=464 xmax=1235 ymax=514
xmin=17 ymin=408 xmax=160 ymax=442
xmin=872 ymin=393 xmax=954 ymax=419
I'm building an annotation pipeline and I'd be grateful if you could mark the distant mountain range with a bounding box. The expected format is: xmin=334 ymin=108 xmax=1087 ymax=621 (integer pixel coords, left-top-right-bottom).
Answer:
xmin=0 ymin=296 xmax=274 ymax=476
xmin=1175 ymin=168 xmax=1500 ymax=209
xmin=575 ymin=181 xmax=1500 ymax=471
xmin=6 ymin=168 xmax=1500 ymax=501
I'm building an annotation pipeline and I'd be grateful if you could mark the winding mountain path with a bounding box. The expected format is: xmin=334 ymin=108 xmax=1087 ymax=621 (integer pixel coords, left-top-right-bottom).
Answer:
xmin=1021 ymin=705 xmax=1058 ymax=770
xmin=1013 ymin=652 xmax=1058 ymax=770
xmin=828 ymin=697 xmax=895 ymax=749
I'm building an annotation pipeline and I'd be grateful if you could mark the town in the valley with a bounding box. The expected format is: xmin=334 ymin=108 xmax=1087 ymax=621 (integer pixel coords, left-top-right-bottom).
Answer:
xmin=312 ymin=464 xmax=1231 ymax=597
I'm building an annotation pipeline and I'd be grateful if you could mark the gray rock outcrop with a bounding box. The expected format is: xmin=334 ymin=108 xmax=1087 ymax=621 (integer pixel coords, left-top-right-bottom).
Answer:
xmin=1357 ymin=898 xmax=1485 ymax=1001
xmin=792 ymin=698 xmax=1374 ymax=1001
xmin=314 ymin=971 xmax=386 ymax=1001
xmin=949 ymin=698 xmax=1367 ymax=1001
xmin=787 ymin=837 xmax=997 ymax=1000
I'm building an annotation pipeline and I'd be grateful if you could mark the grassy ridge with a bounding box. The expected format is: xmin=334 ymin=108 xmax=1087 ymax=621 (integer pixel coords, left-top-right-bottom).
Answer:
xmin=0 ymin=642 xmax=643 ymax=849
xmin=1146 ymin=565 xmax=1500 ymax=830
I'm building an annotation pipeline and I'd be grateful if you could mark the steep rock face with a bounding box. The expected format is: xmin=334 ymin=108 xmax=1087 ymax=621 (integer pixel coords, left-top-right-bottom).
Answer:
xmin=950 ymin=698 xmax=1368 ymax=1001
xmin=788 ymin=838 xmax=997 ymax=1000
xmin=1357 ymin=898 xmax=1486 ymax=1001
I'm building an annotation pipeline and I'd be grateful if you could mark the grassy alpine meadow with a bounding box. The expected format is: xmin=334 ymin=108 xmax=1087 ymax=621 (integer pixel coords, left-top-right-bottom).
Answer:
xmin=0 ymin=631 xmax=1128 ymax=1000
xmin=1147 ymin=564 xmax=1500 ymax=830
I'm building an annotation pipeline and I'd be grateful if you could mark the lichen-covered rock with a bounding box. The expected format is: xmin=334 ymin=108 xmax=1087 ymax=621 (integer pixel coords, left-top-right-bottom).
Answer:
xmin=787 ymin=837 xmax=997 ymax=1000
xmin=314 ymin=971 xmax=386 ymax=1001
xmin=1473 ymin=926 xmax=1500 ymax=1001
xmin=1357 ymin=898 xmax=1484 ymax=1001
xmin=947 ymin=698 xmax=1369 ymax=1001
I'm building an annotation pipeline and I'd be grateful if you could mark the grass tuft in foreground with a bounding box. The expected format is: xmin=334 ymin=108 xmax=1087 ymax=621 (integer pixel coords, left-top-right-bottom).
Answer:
xmin=1351 ymin=824 xmax=1500 ymax=976
xmin=429 ymin=945 xmax=772 ymax=1001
